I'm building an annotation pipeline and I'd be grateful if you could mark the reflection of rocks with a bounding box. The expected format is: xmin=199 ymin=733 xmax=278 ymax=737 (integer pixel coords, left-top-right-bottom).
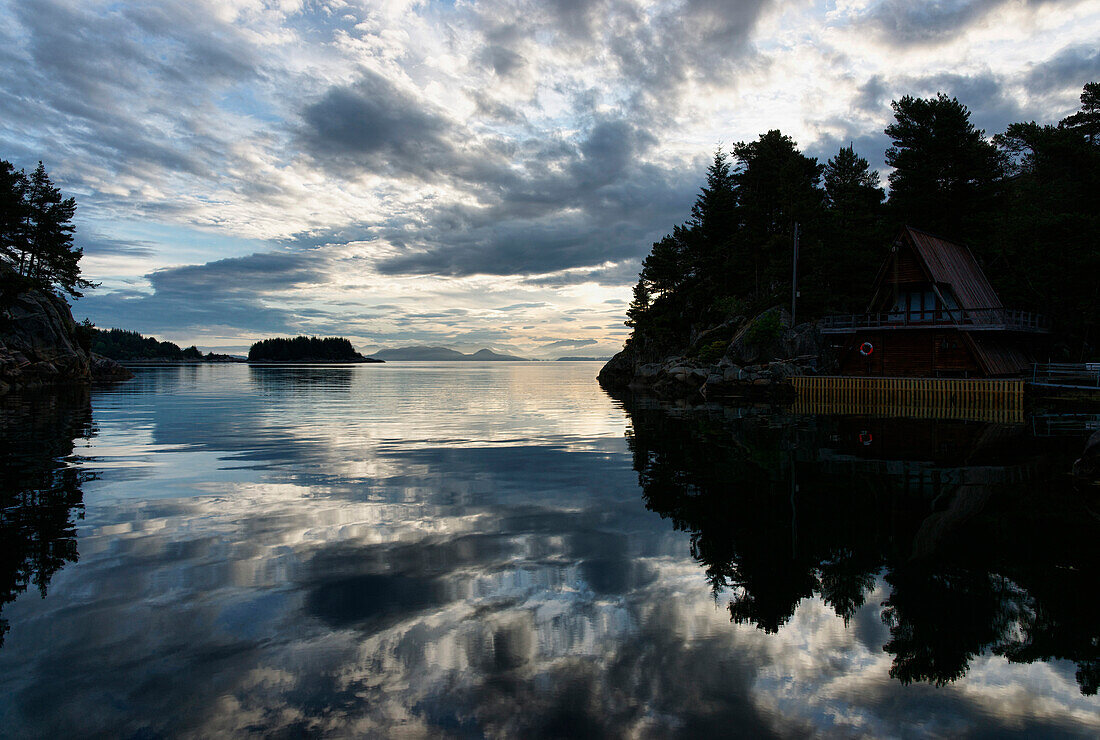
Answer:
xmin=1072 ymin=429 xmax=1100 ymax=479
xmin=0 ymin=388 xmax=94 ymax=648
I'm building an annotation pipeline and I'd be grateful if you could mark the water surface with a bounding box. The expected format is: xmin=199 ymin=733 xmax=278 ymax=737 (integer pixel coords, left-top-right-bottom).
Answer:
xmin=1 ymin=363 xmax=1097 ymax=737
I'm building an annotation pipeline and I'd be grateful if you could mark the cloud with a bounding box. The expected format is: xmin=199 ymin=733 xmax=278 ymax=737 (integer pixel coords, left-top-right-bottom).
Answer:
xmin=77 ymin=234 xmax=158 ymax=258
xmin=1025 ymin=45 xmax=1100 ymax=100
xmin=5 ymin=0 xmax=1098 ymax=352
xmin=77 ymin=250 xmax=330 ymax=335
xmin=540 ymin=338 xmax=598 ymax=349
xmin=299 ymin=69 xmax=457 ymax=179
xmin=856 ymin=0 xmax=1078 ymax=48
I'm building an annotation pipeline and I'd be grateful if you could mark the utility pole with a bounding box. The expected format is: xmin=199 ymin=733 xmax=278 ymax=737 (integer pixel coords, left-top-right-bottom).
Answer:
xmin=791 ymin=222 xmax=800 ymax=326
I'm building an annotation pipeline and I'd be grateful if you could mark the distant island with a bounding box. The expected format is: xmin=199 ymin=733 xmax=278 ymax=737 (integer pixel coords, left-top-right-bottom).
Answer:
xmin=90 ymin=327 xmax=242 ymax=363
xmin=248 ymin=336 xmax=382 ymax=363
xmin=368 ymin=346 xmax=527 ymax=361
xmin=555 ymin=356 xmax=610 ymax=362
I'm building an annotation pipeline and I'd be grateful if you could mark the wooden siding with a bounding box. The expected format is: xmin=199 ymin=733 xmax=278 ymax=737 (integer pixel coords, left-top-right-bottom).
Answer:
xmin=932 ymin=333 xmax=972 ymax=371
xmin=885 ymin=248 xmax=926 ymax=285
xmin=838 ymin=330 xmax=990 ymax=377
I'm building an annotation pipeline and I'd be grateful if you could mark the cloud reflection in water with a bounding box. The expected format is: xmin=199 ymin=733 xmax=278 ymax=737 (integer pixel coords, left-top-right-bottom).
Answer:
xmin=0 ymin=364 xmax=1096 ymax=737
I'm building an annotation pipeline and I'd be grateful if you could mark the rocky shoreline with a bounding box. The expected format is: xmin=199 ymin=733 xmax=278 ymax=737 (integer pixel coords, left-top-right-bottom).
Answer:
xmin=598 ymin=308 xmax=833 ymax=401
xmin=1 ymin=279 xmax=131 ymax=392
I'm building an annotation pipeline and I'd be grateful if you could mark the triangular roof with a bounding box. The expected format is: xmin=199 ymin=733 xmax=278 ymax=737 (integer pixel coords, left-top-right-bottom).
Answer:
xmin=869 ymin=227 xmax=1002 ymax=311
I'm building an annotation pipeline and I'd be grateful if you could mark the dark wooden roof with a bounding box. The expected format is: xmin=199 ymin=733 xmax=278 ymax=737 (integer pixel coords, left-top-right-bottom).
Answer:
xmin=964 ymin=333 xmax=1032 ymax=377
xmin=904 ymin=227 xmax=1002 ymax=310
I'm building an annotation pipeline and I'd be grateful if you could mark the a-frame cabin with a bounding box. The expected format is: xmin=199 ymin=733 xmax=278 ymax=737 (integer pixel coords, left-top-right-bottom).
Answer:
xmin=821 ymin=227 xmax=1048 ymax=377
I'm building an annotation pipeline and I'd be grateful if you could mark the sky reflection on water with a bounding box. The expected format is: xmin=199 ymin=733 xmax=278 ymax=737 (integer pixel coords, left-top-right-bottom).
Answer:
xmin=0 ymin=363 xmax=1097 ymax=738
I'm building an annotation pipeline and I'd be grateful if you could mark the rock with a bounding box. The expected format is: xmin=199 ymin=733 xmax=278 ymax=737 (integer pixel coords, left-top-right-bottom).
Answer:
xmin=90 ymin=353 xmax=134 ymax=381
xmin=0 ymin=267 xmax=132 ymax=390
xmin=597 ymin=347 xmax=635 ymax=390
xmin=768 ymin=362 xmax=799 ymax=382
xmin=1 ymin=282 xmax=88 ymax=389
xmin=636 ymin=363 xmax=662 ymax=379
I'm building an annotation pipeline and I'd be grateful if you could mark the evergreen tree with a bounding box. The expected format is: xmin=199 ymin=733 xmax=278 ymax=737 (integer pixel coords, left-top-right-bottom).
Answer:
xmin=884 ymin=94 xmax=1003 ymax=244
xmin=821 ymin=145 xmax=887 ymax=312
xmin=731 ymin=130 xmax=824 ymax=304
xmin=823 ymin=145 xmax=883 ymax=216
xmin=992 ymin=84 xmax=1100 ymax=358
xmin=0 ymin=161 xmax=27 ymax=268
xmin=687 ymin=148 xmax=738 ymax=296
xmin=0 ymin=160 xmax=91 ymax=297
xmin=625 ymin=279 xmax=650 ymax=328
xmin=1060 ymin=81 xmax=1100 ymax=143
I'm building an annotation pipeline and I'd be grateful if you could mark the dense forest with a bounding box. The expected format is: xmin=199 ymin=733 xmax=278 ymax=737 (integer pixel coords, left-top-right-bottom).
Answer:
xmin=88 ymin=327 xmax=206 ymax=361
xmin=625 ymin=83 xmax=1100 ymax=361
xmin=248 ymin=336 xmax=363 ymax=362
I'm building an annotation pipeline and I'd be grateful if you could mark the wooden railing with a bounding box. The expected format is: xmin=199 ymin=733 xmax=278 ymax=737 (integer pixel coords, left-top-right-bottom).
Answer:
xmin=819 ymin=308 xmax=1050 ymax=334
xmin=1030 ymin=362 xmax=1100 ymax=389
xmin=791 ymin=376 xmax=1025 ymax=423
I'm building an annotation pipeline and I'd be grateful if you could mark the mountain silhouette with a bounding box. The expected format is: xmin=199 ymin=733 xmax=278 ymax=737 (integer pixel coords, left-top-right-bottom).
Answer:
xmin=368 ymin=346 xmax=528 ymax=361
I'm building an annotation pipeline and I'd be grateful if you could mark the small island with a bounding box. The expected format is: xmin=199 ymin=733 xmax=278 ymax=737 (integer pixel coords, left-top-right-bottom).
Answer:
xmin=248 ymin=336 xmax=383 ymax=363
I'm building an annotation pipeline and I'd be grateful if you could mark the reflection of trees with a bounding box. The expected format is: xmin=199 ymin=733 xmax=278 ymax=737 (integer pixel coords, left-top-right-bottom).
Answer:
xmin=621 ymin=395 xmax=1100 ymax=694
xmin=0 ymin=388 xmax=94 ymax=648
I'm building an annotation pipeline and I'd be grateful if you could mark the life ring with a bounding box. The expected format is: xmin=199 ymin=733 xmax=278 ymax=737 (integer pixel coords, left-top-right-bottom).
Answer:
xmin=859 ymin=341 xmax=874 ymax=356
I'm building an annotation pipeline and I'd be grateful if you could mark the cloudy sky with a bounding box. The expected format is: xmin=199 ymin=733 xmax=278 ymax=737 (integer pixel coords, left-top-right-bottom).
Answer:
xmin=1 ymin=0 xmax=1097 ymax=357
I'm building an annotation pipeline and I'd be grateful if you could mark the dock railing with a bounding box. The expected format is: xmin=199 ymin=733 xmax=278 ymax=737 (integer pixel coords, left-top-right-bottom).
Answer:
xmin=791 ymin=376 xmax=1025 ymax=423
xmin=1030 ymin=362 xmax=1100 ymax=389
xmin=820 ymin=308 xmax=1050 ymax=334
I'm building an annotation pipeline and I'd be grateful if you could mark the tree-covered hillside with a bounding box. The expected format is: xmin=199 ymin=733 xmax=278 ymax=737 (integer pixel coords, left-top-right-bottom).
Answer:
xmin=88 ymin=327 xmax=205 ymax=361
xmin=624 ymin=83 xmax=1100 ymax=362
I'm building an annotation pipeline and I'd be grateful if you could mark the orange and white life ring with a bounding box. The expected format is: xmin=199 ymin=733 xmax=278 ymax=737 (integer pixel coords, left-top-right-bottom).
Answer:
xmin=859 ymin=341 xmax=874 ymax=356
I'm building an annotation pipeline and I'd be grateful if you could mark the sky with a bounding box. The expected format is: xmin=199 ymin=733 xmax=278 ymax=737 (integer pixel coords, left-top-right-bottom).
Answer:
xmin=1 ymin=0 xmax=1097 ymax=358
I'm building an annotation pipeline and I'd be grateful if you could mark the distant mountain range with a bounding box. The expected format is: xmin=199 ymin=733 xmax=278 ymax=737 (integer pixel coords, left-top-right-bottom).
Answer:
xmin=367 ymin=346 xmax=528 ymax=361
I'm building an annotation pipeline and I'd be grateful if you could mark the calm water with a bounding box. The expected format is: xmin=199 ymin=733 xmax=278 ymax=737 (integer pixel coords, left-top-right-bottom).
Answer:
xmin=1 ymin=363 xmax=1098 ymax=738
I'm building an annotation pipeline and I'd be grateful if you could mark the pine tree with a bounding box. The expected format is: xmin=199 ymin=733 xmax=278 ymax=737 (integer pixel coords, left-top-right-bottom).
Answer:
xmin=1060 ymin=81 xmax=1099 ymax=143
xmin=1 ymin=161 xmax=91 ymax=297
xmin=884 ymin=95 xmax=1003 ymax=243
xmin=0 ymin=161 xmax=28 ymax=271
xmin=625 ymin=279 xmax=650 ymax=328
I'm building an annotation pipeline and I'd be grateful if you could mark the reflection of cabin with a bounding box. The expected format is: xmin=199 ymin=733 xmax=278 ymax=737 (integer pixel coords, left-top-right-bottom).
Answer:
xmin=821 ymin=227 xmax=1049 ymax=377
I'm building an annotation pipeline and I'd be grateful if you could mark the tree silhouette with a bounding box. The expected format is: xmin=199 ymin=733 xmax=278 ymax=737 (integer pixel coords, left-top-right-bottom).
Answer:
xmin=884 ymin=94 xmax=1003 ymax=244
xmin=0 ymin=160 xmax=92 ymax=297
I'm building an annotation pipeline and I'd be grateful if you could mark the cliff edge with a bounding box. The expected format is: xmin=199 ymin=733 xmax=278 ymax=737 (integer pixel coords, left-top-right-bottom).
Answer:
xmin=0 ymin=268 xmax=131 ymax=392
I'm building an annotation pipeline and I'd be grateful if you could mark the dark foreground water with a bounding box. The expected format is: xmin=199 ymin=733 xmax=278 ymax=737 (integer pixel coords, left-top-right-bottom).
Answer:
xmin=1 ymin=363 xmax=1098 ymax=738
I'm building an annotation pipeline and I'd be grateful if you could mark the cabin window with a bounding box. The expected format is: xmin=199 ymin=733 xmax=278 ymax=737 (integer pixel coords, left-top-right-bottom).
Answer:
xmin=888 ymin=290 xmax=937 ymax=321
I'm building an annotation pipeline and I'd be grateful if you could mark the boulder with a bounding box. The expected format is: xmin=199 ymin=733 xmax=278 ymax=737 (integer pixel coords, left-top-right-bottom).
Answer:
xmin=597 ymin=347 xmax=635 ymax=390
xmin=90 ymin=353 xmax=134 ymax=381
